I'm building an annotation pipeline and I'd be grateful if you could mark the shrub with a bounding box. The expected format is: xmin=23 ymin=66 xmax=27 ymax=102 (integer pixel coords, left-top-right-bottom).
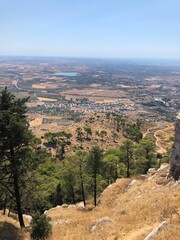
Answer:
xmin=31 ymin=212 xmax=52 ymax=240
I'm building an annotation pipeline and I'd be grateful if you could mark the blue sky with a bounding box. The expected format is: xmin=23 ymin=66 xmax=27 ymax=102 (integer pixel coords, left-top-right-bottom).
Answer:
xmin=0 ymin=0 xmax=180 ymax=58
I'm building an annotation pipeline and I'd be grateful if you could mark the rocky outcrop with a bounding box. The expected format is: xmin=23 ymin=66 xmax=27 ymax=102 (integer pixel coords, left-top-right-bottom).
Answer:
xmin=144 ymin=221 xmax=167 ymax=240
xmin=169 ymin=113 xmax=180 ymax=180
xmin=89 ymin=217 xmax=115 ymax=233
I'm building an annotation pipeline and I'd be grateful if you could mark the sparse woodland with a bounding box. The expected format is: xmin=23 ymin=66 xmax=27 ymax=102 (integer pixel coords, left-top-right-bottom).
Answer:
xmin=0 ymin=88 xmax=173 ymax=239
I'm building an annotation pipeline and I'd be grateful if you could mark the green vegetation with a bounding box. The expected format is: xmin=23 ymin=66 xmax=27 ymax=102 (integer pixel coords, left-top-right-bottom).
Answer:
xmin=30 ymin=213 xmax=52 ymax=240
xmin=0 ymin=87 xmax=163 ymax=229
xmin=0 ymin=87 xmax=41 ymax=227
xmin=84 ymin=126 xmax=92 ymax=140
xmin=88 ymin=146 xmax=103 ymax=206
xmin=169 ymin=136 xmax=175 ymax=142
xmin=123 ymin=122 xmax=143 ymax=142
xmin=57 ymin=137 xmax=157 ymax=205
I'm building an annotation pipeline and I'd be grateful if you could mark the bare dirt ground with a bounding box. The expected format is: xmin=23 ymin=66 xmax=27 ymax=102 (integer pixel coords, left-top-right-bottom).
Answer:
xmin=61 ymin=88 xmax=126 ymax=99
xmin=154 ymin=123 xmax=174 ymax=154
xmin=0 ymin=212 xmax=30 ymax=240
xmin=37 ymin=97 xmax=57 ymax=102
xmin=32 ymin=82 xmax=59 ymax=89
xmin=143 ymin=122 xmax=174 ymax=154
xmin=29 ymin=116 xmax=43 ymax=127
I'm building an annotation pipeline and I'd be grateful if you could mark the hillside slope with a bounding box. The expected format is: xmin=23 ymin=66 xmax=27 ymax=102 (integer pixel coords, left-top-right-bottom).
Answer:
xmin=0 ymin=213 xmax=30 ymax=240
xmin=46 ymin=164 xmax=180 ymax=240
xmin=0 ymin=164 xmax=179 ymax=240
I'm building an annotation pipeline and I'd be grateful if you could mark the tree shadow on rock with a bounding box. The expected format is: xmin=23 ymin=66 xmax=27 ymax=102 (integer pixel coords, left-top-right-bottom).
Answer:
xmin=0 ymin=221 xmax=23 ymax=240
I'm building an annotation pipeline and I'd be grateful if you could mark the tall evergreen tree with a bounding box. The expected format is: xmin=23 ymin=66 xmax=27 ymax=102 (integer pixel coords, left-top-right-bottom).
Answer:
xmin=73 ymin=150 xmax=88 ymax=206
xmin=88 ymin=146 xmax=103 ymax=206
xmin=0 ymin=87 xmax=34 ymax=227
xmin=120 ymin=139 xmax=134 ymax=178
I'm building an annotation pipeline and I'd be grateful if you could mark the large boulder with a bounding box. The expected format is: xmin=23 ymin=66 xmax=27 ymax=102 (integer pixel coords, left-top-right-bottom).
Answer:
xmin=169 ymin=113 xmax=180 ymax=180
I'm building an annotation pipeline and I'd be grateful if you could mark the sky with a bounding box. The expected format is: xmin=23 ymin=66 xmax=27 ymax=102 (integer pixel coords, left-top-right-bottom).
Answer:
xmin=0 ymin=0 xmax=180 ymax=58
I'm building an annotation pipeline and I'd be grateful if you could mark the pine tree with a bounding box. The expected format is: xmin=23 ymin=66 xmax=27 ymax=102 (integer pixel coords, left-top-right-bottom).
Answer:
xmin=31 ymin=212 xmax=52 ymax=240
xmin=88 ymin=146 xmax=103 ymax=206
xmin=120 ymin=140 xmax=134 ymax=178
xmin=0 ymin=87 xmax=34 ymax=227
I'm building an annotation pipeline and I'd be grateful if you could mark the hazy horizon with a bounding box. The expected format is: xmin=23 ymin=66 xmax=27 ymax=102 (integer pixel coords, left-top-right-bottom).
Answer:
xmin=1 ymin=55 xmax=180 ymax=64
xmin=1 ymin=0 xmax=180 ymax=59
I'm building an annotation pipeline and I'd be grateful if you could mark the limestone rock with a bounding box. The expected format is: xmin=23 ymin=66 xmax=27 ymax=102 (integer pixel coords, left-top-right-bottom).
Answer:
xmin=55 ymin=205 xmax=62 ymax=208
xmin=44 ymin=210 xmax=48 ymax=214
xmin=144 ymin=221 xmax=167 ymax=240
xmin=90 ymin=217 xmax=115 ymax=233
xmin=76 ymin=202 xmax=85 ymax=210
xmin=51 ymin=219 xmax=71 ymax=226
xmin=23 ymin=214 xmax=32 ymax=223
xmin=68 ymin=204 xmax=76 ymax=208
xmin=147 ymin=168 xmax=156 ymax=175
xmin=62 ymin=203 xmax=68 ymax=208
xmin=127 ymin=179 xmax=139 ymax=188
xmin=157 ymin=163 xmax=169 ymax=172
xmin=170 ymin=113 xmax=180 ymax=180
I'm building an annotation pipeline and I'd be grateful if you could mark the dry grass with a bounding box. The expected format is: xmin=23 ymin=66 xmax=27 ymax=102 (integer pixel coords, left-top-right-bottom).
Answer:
xmin=37 ymin=97 xmax=57 ymax=102
xmin=26 ymin=102 xmax=38 ymax=107
xmin=60 ymin=88 xmax=131 ymax=104
xmin=154 ymin=123 xmax=174 ymax=154
xmin=29 ymin=117 xmax=43 ymax=127
xmin=32 ymin=83 xmax=59 ymax=89
xmin=0 ymin=165 xmax=179 ymax=240
xmin=0 ymin=212 xmax=30 ymax=240
xmin=27 ymin=112 xmax=126 ymax=149
xmin=144 ymin=122 xmax=174 ymax=154
xmin=28 ymin=112 xmax=173 ymax=154
xmin=46 ymin=165 xmax=180 ymax=240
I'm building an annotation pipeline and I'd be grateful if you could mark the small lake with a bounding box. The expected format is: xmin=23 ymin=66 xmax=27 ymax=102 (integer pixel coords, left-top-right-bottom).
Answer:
xmin=52 ymin=72 xmax=79 ymax=77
